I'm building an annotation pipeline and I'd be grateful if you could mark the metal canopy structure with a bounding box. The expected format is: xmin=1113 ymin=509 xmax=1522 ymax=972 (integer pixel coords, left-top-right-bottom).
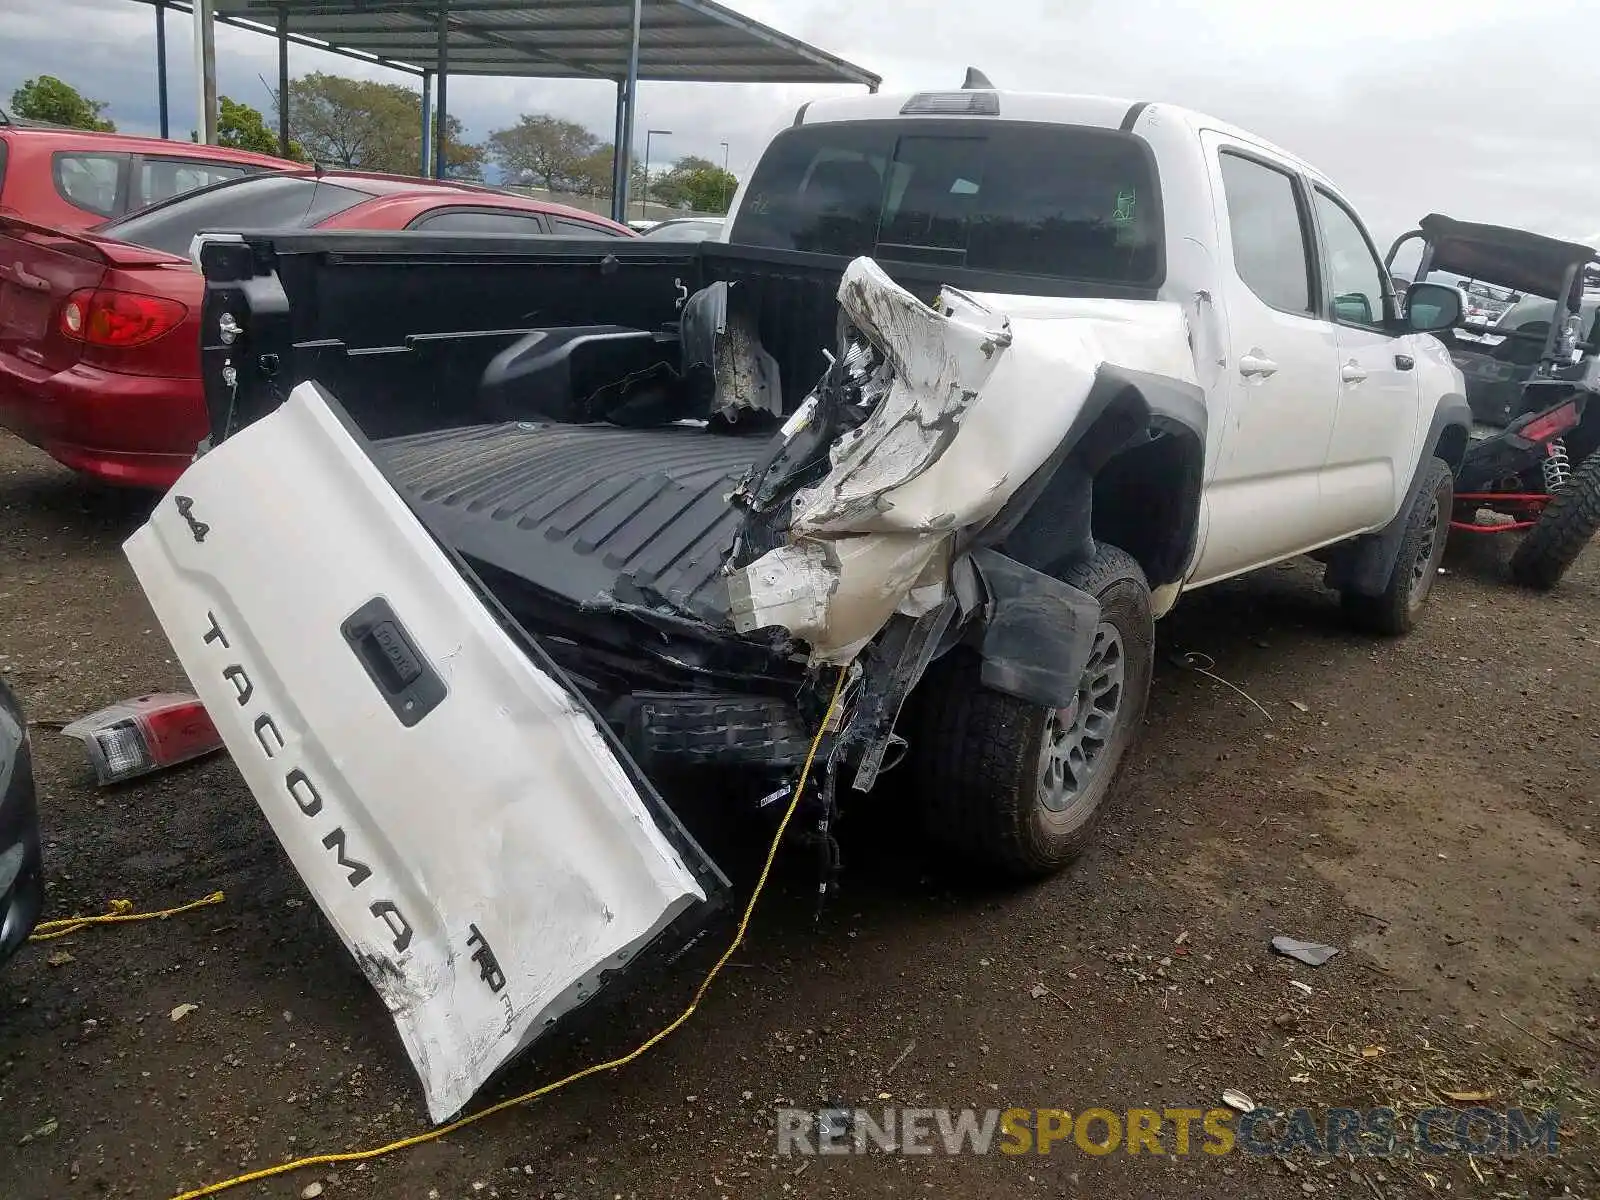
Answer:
xmin=132 ymin=0 xmax=878 ymax=220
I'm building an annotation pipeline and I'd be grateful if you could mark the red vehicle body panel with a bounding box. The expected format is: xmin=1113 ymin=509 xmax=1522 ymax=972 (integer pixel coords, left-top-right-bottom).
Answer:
xmin=0 ymin=125 xmax=298 ymax=230
xmin=0 ymin=171 xmax=634 ymax=487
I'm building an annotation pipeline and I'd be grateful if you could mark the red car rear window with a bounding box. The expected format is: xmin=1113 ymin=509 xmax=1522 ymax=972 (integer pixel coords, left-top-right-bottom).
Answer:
xmin=102 ymin=174 xmax=372 ymax=255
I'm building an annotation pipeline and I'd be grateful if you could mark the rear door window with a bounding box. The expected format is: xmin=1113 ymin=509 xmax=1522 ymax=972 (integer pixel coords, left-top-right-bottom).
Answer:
xmin=53 ymin=151 xmax=128 ymax=218
xmin=100 ymin=174 xmax=371 ymax=255
xmin=135 ymin=157 xmax=250 ymax=209
xmin=1217 ymin=152 xmax=1314 ymax=315
xmin=730 ymin=120 xmax=1162 ymax=287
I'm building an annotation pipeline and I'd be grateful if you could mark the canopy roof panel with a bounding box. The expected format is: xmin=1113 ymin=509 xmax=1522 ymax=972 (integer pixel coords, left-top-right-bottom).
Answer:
xmin=199 ymin=0 xmax=879 ymax=86
xmin=1418 ymin=213 xmax=1597 ymax=299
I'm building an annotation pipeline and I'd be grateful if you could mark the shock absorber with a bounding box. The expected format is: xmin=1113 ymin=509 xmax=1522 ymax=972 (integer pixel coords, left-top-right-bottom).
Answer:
xmin=1542 ymin=437 xmax=1573 ymax=492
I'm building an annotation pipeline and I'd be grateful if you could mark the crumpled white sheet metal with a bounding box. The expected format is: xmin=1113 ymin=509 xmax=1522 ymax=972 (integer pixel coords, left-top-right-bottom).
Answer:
xmin=728 ymin=257 xmax=1198 ymax=661
xmin=125 ymin=383 xmax=708 ymax=1123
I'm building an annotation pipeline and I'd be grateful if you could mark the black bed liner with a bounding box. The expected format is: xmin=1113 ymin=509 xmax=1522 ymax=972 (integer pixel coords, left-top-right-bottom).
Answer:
xmin=375 ymin=422 xmax=767 ymax=625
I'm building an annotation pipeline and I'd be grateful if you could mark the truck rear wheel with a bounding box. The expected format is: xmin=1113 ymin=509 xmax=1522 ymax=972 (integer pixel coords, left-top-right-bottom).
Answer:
xmin=1341 ymin=456 xmax=1453 ymax=636
xmin=1509 ymin=450 xmax=1600 ymax=590
xmin=908 ymin=545 xmax=1153 ymax=880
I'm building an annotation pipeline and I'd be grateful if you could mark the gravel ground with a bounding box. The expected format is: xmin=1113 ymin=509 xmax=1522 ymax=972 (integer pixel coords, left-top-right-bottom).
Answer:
xmin=1 ymin=431 xmax=1597 ymax=1200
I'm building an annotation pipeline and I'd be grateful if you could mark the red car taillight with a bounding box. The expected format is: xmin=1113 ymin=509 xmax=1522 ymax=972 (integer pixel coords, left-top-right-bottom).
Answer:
xmin=1520 ymin=400 xmax=1583 ymax=445
xmin=59 ymin=288 xmax=188 ymax=348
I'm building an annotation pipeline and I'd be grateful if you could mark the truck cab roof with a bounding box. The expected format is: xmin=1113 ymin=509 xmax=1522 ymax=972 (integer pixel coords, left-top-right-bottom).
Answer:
xmin=793 ymin=89 xmax=1332 ymax=191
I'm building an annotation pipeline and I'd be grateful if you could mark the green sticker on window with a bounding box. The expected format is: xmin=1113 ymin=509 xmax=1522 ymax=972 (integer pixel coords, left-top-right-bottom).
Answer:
xmin=1113 ymin=187 xmax=1137 ymax=225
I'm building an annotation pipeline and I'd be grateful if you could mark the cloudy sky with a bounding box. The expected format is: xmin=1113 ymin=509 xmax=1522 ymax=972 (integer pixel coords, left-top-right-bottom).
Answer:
xmin=4 ymin=0 xmax=1598 ymax=247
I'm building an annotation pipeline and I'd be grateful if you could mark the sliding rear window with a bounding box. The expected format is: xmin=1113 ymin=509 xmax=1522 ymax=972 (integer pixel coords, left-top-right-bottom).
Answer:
xmin=730 ymin=119 xmax=1162 ymax=288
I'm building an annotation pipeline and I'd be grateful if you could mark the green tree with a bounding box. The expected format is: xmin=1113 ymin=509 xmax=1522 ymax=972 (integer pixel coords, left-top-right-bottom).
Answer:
xmin=486 ymin=114 xmax=598 ymax=191
xmin=441 ymin=131 xmax=486 ymax=182
xmin=652 ymin=155 xmax=739 ymax=214
xmin=9 ymin=75 xmax=115 ymax=131
xmin=217 ymin=95 xmax=305 ymax=159
xmin=565 ymin=145 xmax=616 ymax=196
xmin=280 ymin=72 xmax=480 ymax=176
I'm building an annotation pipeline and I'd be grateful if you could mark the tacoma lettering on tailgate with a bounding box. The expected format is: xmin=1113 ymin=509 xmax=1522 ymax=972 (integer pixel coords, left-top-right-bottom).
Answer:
xmin=200 ymin=609 xmax=414 ymax=955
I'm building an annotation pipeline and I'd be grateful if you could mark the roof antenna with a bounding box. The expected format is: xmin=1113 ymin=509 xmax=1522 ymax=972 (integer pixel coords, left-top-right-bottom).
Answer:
xmin=962 ymin=67 xmax=994 ymax=90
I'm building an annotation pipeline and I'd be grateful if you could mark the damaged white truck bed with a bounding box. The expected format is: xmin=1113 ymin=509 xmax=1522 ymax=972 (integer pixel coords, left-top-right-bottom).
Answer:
xmin=129 ymin=87 xmax=1469 ymax=1122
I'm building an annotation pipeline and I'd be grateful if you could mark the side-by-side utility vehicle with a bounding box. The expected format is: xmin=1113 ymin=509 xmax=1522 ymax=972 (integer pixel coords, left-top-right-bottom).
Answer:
xmin=1388 ymin=214 xmax=1600 ymax=588
xmin=125 ymin=82 xmax=1469 ymax=1121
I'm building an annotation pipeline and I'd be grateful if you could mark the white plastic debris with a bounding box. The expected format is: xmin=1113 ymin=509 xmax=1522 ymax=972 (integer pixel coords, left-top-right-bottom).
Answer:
xmin=1271 ymin=936 xmax=1340 ymax=967
xmin=1222 ymin=1089 xmax=1256 ymax=1113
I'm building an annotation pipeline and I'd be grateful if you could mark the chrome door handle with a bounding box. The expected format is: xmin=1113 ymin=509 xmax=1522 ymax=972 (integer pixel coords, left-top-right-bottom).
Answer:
xmin=1238 ymin=354 xmax=1278 ymax=378
xmin=1340 ymin=362 xmax=1368 ymax=384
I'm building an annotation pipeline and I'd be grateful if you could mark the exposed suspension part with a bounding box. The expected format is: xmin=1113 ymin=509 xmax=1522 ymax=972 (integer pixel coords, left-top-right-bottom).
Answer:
xmin=1542 ymin=437 xmax=1573 ymax=492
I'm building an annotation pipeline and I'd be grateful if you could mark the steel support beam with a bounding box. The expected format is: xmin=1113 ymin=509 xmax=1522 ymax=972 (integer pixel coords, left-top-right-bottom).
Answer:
xmin=420 ymin=70 xmax=434 ymax=177
xmin=433 ymin=2 xmax=449 ymax=178
xmin=193 ymin=0 xmax=218 ymax=144
xmin=609 ymin=80 xmax=626 ymax=222
xmin=155 ymin=0 xmax=170 ymax=138
xmin=611 ymin=0 xmax=642 ymax=223
xmin=277 ymin=5 xmax=291 ymax=157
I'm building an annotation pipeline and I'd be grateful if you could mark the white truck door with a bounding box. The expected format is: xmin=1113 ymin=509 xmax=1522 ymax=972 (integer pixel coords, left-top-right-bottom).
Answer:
xmin=1190 ymin=138 xmax=1343 ymax=586
xmin=1309 ymin=186 xmax=1425 ymax=531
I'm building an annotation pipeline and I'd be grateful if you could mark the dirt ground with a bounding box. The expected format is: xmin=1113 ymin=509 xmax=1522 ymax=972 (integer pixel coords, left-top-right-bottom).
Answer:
xmin=1 ymin=430 xmax=1596 ymax=1200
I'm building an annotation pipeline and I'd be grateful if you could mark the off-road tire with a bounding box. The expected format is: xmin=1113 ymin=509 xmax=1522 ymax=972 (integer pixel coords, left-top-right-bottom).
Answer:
xmin=1509 ymin=450 xmax=1600 ymax=591
xmin=1342 ymin=456 xmax=1453 ymax=636
xmin=908 ymin=544 xmax=1154 ymax=880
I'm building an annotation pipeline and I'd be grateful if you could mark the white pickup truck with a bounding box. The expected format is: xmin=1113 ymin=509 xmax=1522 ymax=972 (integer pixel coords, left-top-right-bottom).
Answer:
xmin=126 ymin=83 xmax=1470 ymax=1121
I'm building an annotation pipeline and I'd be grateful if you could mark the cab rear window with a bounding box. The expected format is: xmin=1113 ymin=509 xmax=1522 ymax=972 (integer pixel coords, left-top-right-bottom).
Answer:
xmin=730 ymin=120 xmax=1162 ymax=288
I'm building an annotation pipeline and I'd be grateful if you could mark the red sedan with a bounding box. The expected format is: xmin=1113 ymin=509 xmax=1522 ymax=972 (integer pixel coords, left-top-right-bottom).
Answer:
xmin=0 ymin=170 xmax=634 ymax=488
xmin=0 ymin=120 xmax=299 ymax=230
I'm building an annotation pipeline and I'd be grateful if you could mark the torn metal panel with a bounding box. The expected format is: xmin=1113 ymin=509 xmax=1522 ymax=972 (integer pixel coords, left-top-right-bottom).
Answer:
xmin=728 ymin=257 xmax=1199 ymax=662
xmin=727 ymin=533 xmax=949 ymax=663
xmin=680 ymin=281 xmax=785 ymax=422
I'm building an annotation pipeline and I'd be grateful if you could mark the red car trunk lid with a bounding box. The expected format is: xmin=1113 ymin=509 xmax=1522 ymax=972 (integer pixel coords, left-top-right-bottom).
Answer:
xmin=0 ymin=217 xmax=184 ymax=374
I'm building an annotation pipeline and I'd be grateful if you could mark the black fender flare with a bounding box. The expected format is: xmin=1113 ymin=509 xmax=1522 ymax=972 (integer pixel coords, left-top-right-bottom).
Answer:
xmin=1324 ymin=394 xmax=1471 ymax=597
xmin=959 ymin=364 xmax=1206 ymax=709
xmin=972 ymin=362 xmax=1207 ymax=589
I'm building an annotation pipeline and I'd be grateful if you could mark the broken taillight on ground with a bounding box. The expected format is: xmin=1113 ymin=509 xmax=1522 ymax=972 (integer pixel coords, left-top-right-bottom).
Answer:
xmin=61 ymin=693 xmax=221 ymax=785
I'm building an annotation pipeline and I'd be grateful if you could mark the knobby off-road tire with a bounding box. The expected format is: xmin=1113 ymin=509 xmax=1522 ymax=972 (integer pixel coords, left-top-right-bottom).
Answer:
xmin=1342 ymin=456 xmax=1453 ymax=636
xmin=909 ymin=544 xmax=1154 ymax=881
xmin=1509 ymin=450 xmax=1600 ymax=591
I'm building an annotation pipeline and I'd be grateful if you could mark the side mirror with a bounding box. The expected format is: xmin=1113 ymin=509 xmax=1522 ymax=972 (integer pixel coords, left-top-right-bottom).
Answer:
xmin=1405 ymin=282 xmax=1463 ymax=332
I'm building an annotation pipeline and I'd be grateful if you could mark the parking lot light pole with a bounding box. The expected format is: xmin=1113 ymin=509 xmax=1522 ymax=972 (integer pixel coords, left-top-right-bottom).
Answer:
xmin=642 ymin=129 xmax=670 ymax=221
xmin=720 ymin=140 xmax=731 ymax=211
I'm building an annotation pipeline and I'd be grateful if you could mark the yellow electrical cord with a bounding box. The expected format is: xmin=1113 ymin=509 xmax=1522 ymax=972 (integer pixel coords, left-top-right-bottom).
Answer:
xmin=169 ymin=665 xmax=850 ymax=1200
xmin=29 ymin=891 xmax=226 ymax=942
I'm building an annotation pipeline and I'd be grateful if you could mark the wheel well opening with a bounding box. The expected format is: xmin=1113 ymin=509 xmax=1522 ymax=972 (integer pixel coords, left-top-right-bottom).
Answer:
xmin=1091 ymin=427 xmax=1204 ymax=589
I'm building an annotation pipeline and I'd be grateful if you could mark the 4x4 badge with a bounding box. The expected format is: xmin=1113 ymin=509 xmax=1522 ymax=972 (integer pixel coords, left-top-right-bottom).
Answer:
xmin=174 ymin=495 xmax=209 ymax=544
